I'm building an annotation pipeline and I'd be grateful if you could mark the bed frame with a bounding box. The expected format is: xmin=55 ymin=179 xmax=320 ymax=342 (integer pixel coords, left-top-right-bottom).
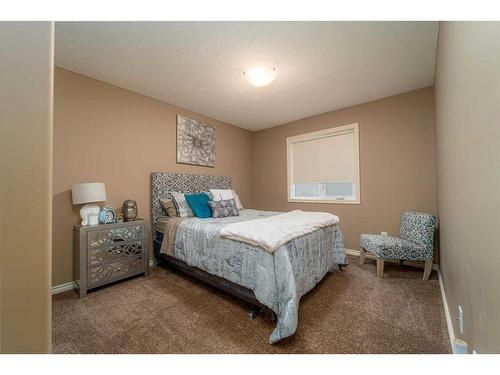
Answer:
xmin=150 ymin=172 xmax=271 ymax=319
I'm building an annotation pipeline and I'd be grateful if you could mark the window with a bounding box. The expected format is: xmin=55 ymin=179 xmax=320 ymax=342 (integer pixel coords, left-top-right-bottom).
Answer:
xmin=287 ymin=123 xmax=360 ymax=204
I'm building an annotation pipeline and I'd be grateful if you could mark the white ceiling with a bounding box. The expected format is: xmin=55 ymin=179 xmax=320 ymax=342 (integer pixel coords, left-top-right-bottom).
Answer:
xmin=55 ymin=22 xmax=438 ymax=131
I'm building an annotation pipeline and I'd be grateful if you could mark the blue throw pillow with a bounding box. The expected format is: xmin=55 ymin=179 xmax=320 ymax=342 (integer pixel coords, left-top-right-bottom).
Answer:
xmin=184 ymin=193 xmax=212 ymax=218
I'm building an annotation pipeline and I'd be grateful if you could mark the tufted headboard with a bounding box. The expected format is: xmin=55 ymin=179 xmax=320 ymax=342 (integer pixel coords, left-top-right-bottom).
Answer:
xmin=150 ymin=172 xmax=232 ymax=237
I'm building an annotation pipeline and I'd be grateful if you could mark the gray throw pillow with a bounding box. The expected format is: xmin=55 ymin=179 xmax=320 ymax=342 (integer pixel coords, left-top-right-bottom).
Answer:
xmin=208 ymin=199 xmax=239 ymax=218
xmin=171 ymin=192 xmax=194 ymax=218
xmin=159 ymin=198 xmax=178 ymax=217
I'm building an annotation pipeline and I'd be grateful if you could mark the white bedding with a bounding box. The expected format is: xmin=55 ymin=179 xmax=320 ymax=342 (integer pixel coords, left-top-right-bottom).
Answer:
xmin=220 ymin=210 xmax=339 ymax=252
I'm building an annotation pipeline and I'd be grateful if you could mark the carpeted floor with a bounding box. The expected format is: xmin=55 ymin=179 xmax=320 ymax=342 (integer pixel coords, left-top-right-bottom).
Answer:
xmin=52 ymin=256 xmax=451 ymax=353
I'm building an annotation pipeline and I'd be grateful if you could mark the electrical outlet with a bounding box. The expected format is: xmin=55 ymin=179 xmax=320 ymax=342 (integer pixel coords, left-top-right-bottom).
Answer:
xmin=458 ymin=305 xmax=464 ymax=334
xmin=381 ymin=231 xmax=388 ymax=236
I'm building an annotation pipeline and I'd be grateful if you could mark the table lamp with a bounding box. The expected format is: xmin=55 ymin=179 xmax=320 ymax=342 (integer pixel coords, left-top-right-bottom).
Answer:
xmin=72 ymin=182 xmax=107 ymax=226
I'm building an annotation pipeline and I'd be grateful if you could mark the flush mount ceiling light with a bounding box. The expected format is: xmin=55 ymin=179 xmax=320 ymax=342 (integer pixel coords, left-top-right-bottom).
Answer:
xmin=243 ymin=65 xmax=277 ymax=87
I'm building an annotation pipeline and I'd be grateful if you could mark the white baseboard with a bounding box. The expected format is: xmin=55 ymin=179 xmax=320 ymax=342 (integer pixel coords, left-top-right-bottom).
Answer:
xmin=51 ymin=259 xmax=156 ymax=294
xmin=345 ymin=248 xmax=439 ymax=270
xmin=51 ymin=281 xmax=77 ymax=294
xmin=345 ymin=248 xmax=361 ymax=257
xmin=438 ymin=268 xmax=456 ymax=353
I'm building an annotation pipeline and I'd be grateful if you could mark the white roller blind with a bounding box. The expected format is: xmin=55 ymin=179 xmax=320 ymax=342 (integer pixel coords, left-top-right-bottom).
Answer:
xmin=290 ymin=128 xmax=357 ymax=184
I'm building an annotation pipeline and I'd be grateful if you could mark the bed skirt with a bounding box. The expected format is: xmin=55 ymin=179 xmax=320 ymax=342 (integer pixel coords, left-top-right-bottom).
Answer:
xmin=153 ymin=231 xmax=263 ymax=307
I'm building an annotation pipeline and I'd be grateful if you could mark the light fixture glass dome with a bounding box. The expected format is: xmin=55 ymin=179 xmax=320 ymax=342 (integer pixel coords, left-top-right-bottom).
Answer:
xmin=243 ymin=65 xmax=277 ymax=87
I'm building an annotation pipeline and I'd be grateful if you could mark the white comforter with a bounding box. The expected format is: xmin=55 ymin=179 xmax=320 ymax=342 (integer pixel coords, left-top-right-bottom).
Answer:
xmin=220 ymin=210 xmax=339 ymax=252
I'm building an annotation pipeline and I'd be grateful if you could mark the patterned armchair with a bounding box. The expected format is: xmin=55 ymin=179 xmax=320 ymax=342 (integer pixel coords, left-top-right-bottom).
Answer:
xmin=360 ymin=211 xmax=437 ymax=280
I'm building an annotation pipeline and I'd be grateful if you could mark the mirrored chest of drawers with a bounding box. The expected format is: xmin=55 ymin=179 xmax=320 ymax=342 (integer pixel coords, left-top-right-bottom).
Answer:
xmin=74 ymin=219 xmax=149 ymax=298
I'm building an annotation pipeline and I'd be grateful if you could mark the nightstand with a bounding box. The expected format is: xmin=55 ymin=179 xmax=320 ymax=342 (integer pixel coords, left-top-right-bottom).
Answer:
xmin=74 ymin=219 xmax=149 ymax=298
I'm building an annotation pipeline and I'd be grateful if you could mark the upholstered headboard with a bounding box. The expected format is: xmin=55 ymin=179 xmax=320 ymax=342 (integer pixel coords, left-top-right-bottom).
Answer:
xmin=150 ymin=172 xmax=232 ymax=236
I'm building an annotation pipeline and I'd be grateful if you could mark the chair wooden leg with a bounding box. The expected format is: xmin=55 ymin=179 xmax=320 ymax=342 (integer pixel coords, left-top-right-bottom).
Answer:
xmin=423 ymin=261 xmax=433 ymax=280
xmin=376 ymin=259 xmax=385 ymax=278
xmin=359 ymin=247 xmax=366 ymax=265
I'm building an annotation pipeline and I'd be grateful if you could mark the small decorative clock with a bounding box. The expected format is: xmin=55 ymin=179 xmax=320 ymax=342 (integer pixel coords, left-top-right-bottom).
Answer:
xmin=98 ymin=206 xmax=117 ymax=224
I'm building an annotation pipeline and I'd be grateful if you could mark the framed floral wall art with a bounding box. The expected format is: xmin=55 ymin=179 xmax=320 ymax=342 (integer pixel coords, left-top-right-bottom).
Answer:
xmin=176 ymin=115 xmax=215 ymax=167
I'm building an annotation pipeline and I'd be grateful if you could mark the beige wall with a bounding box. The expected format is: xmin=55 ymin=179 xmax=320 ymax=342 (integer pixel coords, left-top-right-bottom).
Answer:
xmin=435 ymin=22 xmax=500 ymax=353
xmin=53 ymin=68 xmax=254 ymax=286
xmin=252 ymin=87 xmax=437 ymax=253
xmin=0 ymin=22 xmax=53 ymax=353
xmin=54 ymin=71 xmax=438 ymax=283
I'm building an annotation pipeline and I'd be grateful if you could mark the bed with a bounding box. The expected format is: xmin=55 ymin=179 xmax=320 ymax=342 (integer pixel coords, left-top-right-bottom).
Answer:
xmin=151 ymin=172 xmax=347 ymax=343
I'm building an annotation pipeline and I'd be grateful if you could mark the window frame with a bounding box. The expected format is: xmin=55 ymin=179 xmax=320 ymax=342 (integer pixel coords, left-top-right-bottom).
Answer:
xmin=286 ymin=122 xmax=361 ymax=205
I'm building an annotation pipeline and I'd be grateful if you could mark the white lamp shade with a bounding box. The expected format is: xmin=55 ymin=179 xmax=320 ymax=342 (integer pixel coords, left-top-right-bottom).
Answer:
xmin=71 ymin=183 xmax=107 ymax=205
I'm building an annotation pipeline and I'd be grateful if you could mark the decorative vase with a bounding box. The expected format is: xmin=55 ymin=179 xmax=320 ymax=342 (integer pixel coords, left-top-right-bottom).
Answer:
xmin=122 ymin=199 xmax=138 ymax=221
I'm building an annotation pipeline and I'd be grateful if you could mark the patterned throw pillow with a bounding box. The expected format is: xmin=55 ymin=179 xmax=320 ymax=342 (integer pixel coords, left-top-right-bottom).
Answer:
xmin=208 ymin=199 xmax=239 ymax=218
xmin=171 ymin=192 xmax=194 ymax=218
xmin=159 ymin=198 xmax=178 ymax=217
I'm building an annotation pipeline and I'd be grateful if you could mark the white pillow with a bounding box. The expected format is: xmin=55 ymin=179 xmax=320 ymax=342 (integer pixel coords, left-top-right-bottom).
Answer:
xmin=232 ymin=190 xmax=243 ymax=210
xmin=209 ymin=189 xmax=234 ymax=201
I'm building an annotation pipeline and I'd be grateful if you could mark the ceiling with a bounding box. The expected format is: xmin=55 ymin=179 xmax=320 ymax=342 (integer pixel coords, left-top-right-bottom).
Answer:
xmin=55 ymin=22 xmax=438 ymax=131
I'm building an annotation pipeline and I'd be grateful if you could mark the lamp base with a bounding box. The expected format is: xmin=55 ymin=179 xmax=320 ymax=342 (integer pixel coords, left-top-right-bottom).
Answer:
xmin=80 ymin=204 xmax=100 ymax=226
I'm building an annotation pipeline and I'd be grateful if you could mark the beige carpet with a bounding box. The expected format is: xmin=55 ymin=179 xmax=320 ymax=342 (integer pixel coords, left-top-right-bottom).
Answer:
xmin=52 ymin=256 xmax=451 ymax=353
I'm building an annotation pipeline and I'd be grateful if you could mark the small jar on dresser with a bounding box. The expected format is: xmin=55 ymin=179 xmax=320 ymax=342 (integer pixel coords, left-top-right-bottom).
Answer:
xmin=74 ymin=219 xmax=149 ymax=298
